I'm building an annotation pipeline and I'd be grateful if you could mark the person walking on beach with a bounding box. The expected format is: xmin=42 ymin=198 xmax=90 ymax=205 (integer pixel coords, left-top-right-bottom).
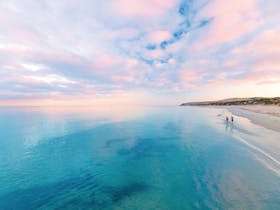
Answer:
xmin=231 ymin=116 xmax=234 ymax=123
xmin=226 ymin=116 xmax=229 ymax=122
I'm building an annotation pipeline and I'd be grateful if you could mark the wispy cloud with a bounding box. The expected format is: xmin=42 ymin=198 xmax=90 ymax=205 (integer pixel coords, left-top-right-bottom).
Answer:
xmin=0 ymin=0 xmax=279 ymax=104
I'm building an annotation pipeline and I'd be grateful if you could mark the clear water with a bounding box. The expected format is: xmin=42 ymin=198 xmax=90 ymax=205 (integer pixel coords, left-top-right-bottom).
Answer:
xmin=0 ymin=106 xmax=279 ymax=210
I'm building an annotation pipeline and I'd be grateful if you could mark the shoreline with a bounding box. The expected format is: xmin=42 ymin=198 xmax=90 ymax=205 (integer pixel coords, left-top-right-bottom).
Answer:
xmin=226 ymin=105 xmax=280 ymax=133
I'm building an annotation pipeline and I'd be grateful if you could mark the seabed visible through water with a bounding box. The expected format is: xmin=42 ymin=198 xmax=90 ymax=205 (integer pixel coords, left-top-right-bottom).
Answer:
xmin=0 ymin=106 xmax=279 ymax=209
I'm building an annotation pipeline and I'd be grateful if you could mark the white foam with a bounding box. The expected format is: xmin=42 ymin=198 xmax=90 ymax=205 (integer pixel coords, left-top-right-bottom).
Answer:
xmin=233 ymin=134 xmax=280 ymax=176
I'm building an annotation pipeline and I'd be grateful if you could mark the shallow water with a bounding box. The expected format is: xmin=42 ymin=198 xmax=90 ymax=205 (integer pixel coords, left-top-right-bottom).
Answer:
xmin=0 ymin=106 xmax=279 ymax=210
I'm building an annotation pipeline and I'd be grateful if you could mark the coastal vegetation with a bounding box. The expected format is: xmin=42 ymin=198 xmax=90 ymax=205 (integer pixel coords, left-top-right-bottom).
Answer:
xmin=180 ymin=97 xmax=280 ymax=106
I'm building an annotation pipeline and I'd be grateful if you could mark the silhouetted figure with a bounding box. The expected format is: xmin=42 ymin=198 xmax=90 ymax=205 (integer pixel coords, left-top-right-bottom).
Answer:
xmin=231 ymin=116 xmax=234 ymax=123
xmin=226 ymin=116 xmax=229 ymax=122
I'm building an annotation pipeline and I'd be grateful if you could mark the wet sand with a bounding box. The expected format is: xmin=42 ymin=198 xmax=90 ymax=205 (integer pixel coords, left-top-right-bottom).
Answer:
xmin=227 ymin=105 xmax=280 ymax=133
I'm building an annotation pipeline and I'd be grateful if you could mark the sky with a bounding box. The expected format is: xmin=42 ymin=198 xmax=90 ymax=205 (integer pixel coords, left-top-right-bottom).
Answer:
xmin=0 ymin=0 xmax=279 ymax=106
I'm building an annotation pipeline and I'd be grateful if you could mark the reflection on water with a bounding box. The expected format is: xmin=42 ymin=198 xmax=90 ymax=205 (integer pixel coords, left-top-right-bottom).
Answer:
xmin=0 ymin=106 xmax=279 ymax=209
xmin=225 ymin=121 xmax=234 ymax=132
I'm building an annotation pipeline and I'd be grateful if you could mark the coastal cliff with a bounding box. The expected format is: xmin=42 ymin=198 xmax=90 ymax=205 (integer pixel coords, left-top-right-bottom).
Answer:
xmin=180 ymin=97 xmax=280 ymax=106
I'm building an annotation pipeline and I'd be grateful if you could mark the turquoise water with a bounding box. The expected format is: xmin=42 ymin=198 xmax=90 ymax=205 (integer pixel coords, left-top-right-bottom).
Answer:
xmin=0 ymin=106 xmax=279 ymax=210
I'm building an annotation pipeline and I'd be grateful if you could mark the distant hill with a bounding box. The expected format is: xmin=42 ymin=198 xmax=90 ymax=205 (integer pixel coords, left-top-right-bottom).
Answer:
xmin=180 ymin=97 xmax=280 ymax=106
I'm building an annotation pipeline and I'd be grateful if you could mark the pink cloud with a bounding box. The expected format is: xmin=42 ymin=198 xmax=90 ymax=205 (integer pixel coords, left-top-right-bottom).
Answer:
xmin=146 ymin=30 xmax=172 ymax=44
xmin=180 ymin=70 xmax=205 ymax=88
xmin=194 ymin=0 xmax=261 ymax=49
xmin=153 ymin=78 xmax=171 ymax=88
xmin=111 ymin=0 xmax=178 ymax=19
xmin=143 ymin=49 xmax=166 ymax=60
xmin=5 ymin=73 xmax=77 ymax=87
xmin=257 ymin=79 xmax=280 ymax=85
xmin=90 ymin=52 xmax=122 ymax=70
xmin=0 ymin=43 xmax=31 ymax=57
xmin=254 ymin=59 xmax=280 ymax=72
xmin=232 ymin=29 xmax=280 ymax=58
xmin=0 ymin=8 xmax=39 ymax=44
xmin=111 ymin=75 xmax=135 ymax=83
xmin=37 ymin=52 xmax=83 ymax=64
xmin=205 ymin=71 xmax=280 ymax=89
xmin=230 ymin=28 xmax=280 ymax=75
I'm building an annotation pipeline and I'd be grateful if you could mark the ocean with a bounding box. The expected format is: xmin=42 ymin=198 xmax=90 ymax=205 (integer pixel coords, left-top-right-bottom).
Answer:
xmin=0 ymin=106 xmax=279 ymax=209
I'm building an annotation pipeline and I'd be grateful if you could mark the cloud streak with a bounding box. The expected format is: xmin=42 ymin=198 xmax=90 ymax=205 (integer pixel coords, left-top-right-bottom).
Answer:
xmin=0 ymin=0 xmax=279 ymax=105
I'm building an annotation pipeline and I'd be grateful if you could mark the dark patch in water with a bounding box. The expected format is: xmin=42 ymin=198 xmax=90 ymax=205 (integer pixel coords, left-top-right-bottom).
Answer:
xmin=115 ymin=138 xmax=174 ymax=160
xmin=163 ymin=122 xmax=178 ymax=131
xmin=95 ymin=162 xmax=104 ymax=166
xmin=105 ymin=138 xmax=128 ymax=148
xmin=0 ymin=174 xmax=97 ymax=209
xmin=117 ymin=148 xmax=131 ymax=155
xmin=106 ymin=182 xmax=149 ymax=203
xmin=0 ymin=174 xmax=149 ymax=209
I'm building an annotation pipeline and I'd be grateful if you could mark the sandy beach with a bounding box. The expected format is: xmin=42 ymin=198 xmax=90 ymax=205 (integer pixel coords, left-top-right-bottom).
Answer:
xmin=227 ymin=105 xmax=280 ymax=133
